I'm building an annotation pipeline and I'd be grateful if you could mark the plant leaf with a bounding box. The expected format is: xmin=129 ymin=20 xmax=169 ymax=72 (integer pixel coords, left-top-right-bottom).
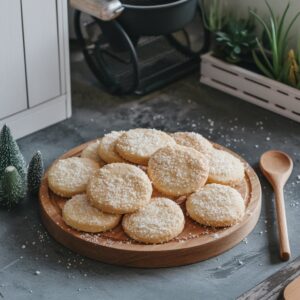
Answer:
xmin=277 ymin=2 xmax=290 ymax=44
xmin=265 ymin=0 xmax=278 ymax=29
xmin=250 ymin=10 xmax=272 ymax=43
xmin=253 ymin=50 xmax=274 ymax=78
xmin=256 ymin=38 xmax=273 ymax=72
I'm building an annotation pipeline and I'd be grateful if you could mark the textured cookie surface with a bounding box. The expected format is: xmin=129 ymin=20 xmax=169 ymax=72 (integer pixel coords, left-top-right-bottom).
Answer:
xmin=48 ymin=157 xmax=99 ymax=197
xmin=186 ymin=183 xmax=245 ymax=227
xmin=148 ymin=145 xmax=209 ymax=197
xmin=81 ymin=140 xmax=106 ymax=167
xmin=172 ymin=132 xmax=213 ymax=155
xmin=208 ymin=149 xmax=245 ymax=185
xmin=98 ymin=131 xmax=126 ymax=163
xmin=87 ymin=163 xmax=152 ymax=214
xmin=115 ymin=128 xmax=176 ymax=165
xmin=62 ymin=194 xmax=121 ymax=233
xmin=122 ymin=197 xmax=185 ymax=244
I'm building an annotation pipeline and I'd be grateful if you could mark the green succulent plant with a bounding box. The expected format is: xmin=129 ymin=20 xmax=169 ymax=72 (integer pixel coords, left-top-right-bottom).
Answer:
xmin=250 ymin=1 xmax=300 ymax=81
xmin=200 ymin=0 xmax=228 ymax=32
xmin=213 ymin=16 xmax=257 ymax=64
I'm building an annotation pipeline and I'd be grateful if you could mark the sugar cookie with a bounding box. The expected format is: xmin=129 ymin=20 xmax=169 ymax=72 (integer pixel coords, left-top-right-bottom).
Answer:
xmin=208 ymin=149 xmax=245 ymax=185
xmin=87 ymin=163 xmax=152 ymax=214
xmin=98 ymin=131 xmax=126 ymax=163
xmin=62 ymin=194 xmax=121 ymax=233
xmin=122 ymin=197 xmax=185 ymax=244
xmin=148 ymin=145 xmax=209 ymax=197
xmin=172 ymin=132 xmax=213 ymax=155
xmin=48 ymin=157 xmax=99 ymax=197
xmin=81 ymin=140 xmax=106 ymax=167
xmin=186 ymin=183 xmax=245 ymax=227
xmin=115 ymin=128 xmax=176 ymax=165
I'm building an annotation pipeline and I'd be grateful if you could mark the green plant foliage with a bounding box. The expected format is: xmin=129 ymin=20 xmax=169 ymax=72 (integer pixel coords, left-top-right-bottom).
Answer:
xmin=0 ymin=166 xmax=26 ymax=209
xmin=28 ymin=151 xmax=44 ymax=195
xmin=250 ymin=1 xmax=300 ymax=81
xmin=214 ymin=16 xmax=257 ymax=63
xmin=200 ymin=0 xmax=227 ymax=32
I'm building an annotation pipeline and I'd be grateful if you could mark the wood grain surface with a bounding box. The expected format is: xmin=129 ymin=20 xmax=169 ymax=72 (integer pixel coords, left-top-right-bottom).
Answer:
xmin=39 ymin=140 xmax=262 ymax=268
xmin=238 ymin=256 xmax=300 ymax=300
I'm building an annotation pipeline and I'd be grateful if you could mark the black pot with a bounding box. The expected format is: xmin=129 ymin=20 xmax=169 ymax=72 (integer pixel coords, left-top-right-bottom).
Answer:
xmin=118 ymin=0 xmax=197 ymax=37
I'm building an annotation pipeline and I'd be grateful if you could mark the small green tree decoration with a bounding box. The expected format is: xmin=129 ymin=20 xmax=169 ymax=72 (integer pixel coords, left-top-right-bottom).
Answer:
xmin=0 ymin=124 xmax=44 ymax=209
xmin=28 ymin=151 xmax=44 ymax=195
xmin=0 ymin=124 xmax=26 ymax=180
xmin=0 ymin=166 xmax=26 ymax=209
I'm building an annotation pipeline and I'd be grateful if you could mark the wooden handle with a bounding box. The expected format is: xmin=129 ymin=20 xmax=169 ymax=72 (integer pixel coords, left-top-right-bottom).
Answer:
xmin=274 ymin=186 xmax=291 ymax=261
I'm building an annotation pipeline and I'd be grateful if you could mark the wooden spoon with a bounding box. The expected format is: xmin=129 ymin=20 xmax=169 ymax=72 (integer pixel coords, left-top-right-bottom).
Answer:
xmin=284 ymin=276 xmax=300 ymax=300
xmin=260 ymin=150 xmax=293 ymax=261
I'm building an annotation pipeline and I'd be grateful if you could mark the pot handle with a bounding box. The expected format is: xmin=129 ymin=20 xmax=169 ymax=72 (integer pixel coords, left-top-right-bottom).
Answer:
xmin=98 ymin=0 xmax=124 ymax=21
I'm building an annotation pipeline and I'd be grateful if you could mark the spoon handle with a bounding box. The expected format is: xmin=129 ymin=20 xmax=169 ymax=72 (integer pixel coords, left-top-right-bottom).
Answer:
xmin=274 ymin=186 xmax=291 ymax=261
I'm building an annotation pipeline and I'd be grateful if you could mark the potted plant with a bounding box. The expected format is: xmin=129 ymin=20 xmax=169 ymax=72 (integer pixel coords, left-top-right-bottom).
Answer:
xmin=200 ymin=1 xmax=300 ymax=123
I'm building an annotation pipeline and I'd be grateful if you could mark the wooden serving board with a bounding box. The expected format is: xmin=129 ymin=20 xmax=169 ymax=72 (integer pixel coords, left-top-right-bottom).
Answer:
xmin=39 ymin=141 xmax=261 ymax=268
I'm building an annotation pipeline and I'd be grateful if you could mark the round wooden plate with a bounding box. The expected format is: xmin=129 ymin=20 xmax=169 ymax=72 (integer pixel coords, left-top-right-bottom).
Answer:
xmin=39 ymin=140 xmax=261 ymax=268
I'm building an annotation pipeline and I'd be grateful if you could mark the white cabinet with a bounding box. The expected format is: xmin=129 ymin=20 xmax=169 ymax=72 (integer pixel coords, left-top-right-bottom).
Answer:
xmin=0 ymin=0 xmax=71 ymax=139
xmin=0 ymin=0 xmax=27 ymax=119
xmin=22 ymin=0 xmax=61 ymax=106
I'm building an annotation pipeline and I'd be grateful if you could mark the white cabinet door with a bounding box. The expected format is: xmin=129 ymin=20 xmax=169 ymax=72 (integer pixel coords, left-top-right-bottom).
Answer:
xmin=0 ymin=0 xmax=27 ymax=119
xmin=22 ymin=0 xmax=61 ymax=107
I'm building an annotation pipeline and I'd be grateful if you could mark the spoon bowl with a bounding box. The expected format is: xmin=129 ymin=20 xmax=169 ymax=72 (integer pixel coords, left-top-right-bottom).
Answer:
xmin=260 ymin=151 xmax=293 ymax=185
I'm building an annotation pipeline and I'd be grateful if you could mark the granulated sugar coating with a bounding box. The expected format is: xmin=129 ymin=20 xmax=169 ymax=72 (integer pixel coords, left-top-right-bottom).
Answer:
xmin=62 ymin=194 xmax=121 ymax=233
xmin=87 ymin=163 xmax=152 ymax=214
xmin=172 ymin=131 xmax=213 ymax=156
xmin=81 ymin=140 xmax=106 ymax=166
xmin=208 ymin=149 xmax=245 ymax=185
xmin=122 ymin=197 xmax=185 ymax=244
xmin=48 ymin=157 xmax=99 ymax=197
xmin=148 ymin=145 xmax=209 ymax=197
xmin=115 ymin=128 xmax=176 ymax=165
xmin=186 ymin=184 xmax=245 ymax=227
xmin=98 ymin=131 xmax=126 ymax=163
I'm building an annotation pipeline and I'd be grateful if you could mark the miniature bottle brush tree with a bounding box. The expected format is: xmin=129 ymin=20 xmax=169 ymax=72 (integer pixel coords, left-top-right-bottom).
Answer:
xmin=0 ymin=124 xmax=44 ymax=209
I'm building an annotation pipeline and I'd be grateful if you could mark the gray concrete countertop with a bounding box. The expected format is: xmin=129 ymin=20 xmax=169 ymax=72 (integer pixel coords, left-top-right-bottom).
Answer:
xmin=1 ymin=62 xmax=300 ymax=299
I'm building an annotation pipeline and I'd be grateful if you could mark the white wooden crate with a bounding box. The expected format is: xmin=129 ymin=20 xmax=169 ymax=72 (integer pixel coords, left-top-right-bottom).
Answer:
xmin=200 ymin=53 xmax=300 ymax=123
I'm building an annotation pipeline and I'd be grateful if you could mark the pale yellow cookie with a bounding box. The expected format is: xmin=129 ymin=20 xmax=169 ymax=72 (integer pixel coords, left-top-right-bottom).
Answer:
xmin=87 ymin=163 xmax=152 ymax=214
xmin=81 ymin=140 xmax=106 ymax=167
xmin=48 ymin=157 xmax=99 ymax=197
xmin=115 ymin=128 xmax=176 ymax=165
xmin=148 ymin=145 xmax=209 ymax=197
xmin=62 ymin=194 xmax=121 ymax=233
xmin=186 ymin=183 xmax=245 ymax=227
xmin=172 ymin=132 xmax=213 ymax=155
xmin=208 ymin=149 xmax=245 ymax=185
xmin=98 ymin=131 xmax=126 ymax=163
xmin=122 ymin=197 xmax=185 ymax=244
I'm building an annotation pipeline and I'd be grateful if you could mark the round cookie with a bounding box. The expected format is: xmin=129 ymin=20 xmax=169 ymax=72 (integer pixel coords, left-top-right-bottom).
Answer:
xmin=81 ymin=140 xmax=106 ymax=167
xmin=148 ymin=145 xmax=209 ymax=197
xmin=62 ymin=194 xmax=121 ymax=233
xmin=115 ymin=128 xmax=176 ymax=165
xmin=98 ymin=131 xmax=126 ymax=163
xmin=122 ymin=197 xmax=185 ymax=244
xmin=208 ymin=149 xmax=245 ymax=185
xmin=172 ymin=132 xmax=213 ymax=156
xmin=87 ymin=163 xmax=152 ymax=214
xmin=186 ymin=183 xmax=245 ymax=227
xmin=48 ymin=157 xmax=99 ymax=197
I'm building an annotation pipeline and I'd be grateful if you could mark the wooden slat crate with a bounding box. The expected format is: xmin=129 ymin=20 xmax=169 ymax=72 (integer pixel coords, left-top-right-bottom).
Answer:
xmin=200 ymin=53 xmax=300 ymax=123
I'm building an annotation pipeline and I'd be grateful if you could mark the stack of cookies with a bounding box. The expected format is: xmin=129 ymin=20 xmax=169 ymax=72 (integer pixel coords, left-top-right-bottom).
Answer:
xmin=47 ymin=128 xmax=246 ymax=244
